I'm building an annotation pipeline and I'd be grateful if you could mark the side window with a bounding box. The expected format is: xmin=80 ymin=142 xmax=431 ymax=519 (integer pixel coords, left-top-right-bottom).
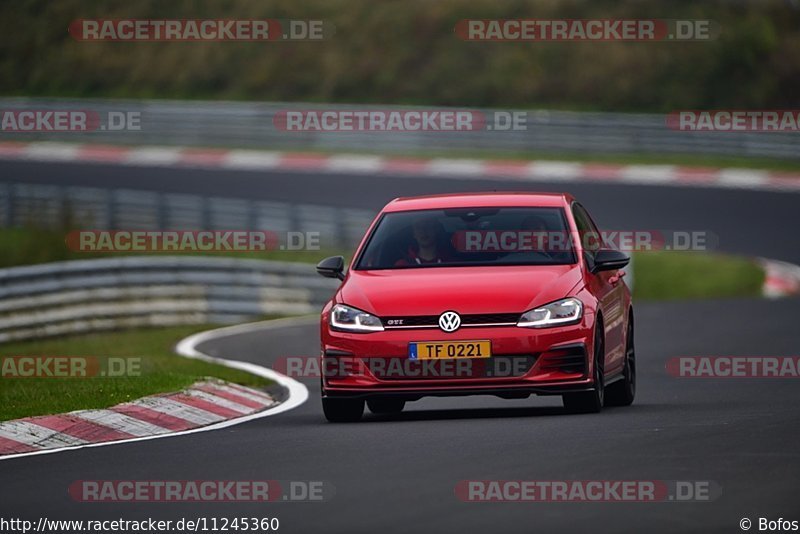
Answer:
xmin=571 ymin=203 xmax=602 ymax=257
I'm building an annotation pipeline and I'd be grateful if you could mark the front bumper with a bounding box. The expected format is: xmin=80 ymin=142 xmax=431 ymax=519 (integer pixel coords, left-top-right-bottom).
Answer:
xmin=321 ymin=318 xmax=595 ymax=399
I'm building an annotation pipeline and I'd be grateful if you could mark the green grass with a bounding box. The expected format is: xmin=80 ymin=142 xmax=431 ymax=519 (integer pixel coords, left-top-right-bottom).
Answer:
xmin=0 ymin=227 xmax=79 ymax=269
xmin=0 ymin=326 xmax=272 ymax=422
xmin=632 ymin=251 xmax=765 ymax=301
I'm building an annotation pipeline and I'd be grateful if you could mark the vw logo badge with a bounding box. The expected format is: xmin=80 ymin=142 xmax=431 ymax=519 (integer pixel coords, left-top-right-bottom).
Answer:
xmin=438 ymin=311 xmax=461 ymax=333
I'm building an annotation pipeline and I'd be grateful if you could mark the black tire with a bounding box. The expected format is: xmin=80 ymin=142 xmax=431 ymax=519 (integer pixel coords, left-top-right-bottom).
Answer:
xmin=322 ymin=397 xmax=364 ymax=422
xmin=605 ymin=313 xmax=636 ymax=407
xmin=367 ymin=398 xmax=406 ymax=415
xmin=562 ymin=323 xmax=604 ymax=414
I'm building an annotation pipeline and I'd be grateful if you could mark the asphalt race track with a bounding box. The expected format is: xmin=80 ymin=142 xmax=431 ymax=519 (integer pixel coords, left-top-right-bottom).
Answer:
xmin=1 ymin=160 xmax=799 ymax=533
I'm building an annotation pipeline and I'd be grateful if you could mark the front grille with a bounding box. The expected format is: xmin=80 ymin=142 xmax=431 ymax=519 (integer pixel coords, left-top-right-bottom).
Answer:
xmin=383 ymin=312 xmax=519 ymax=329
xmin=384 ymin=315 xmax=439 ymax=327
xmin=463 ymin=313 xmax=520 ymax=325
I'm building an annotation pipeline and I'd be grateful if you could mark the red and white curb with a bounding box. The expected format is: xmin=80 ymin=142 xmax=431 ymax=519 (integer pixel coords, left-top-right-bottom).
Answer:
xmin=760 ymin=258 xmax=800 ymax=298
xmin=0 ymin=379 xmax=276 ymax=456
xmin=0 ymin=316 xmax=312 ymax=461
xmin=1 ymin=141 xmax=799 ymax=193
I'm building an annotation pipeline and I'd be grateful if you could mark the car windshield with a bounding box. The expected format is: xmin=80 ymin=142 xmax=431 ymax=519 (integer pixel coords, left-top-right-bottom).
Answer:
xmin=355 ymin=207 xmax=576 ymax=269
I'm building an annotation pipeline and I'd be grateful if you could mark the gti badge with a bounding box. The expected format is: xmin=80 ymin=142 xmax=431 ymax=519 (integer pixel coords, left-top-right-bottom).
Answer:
xmin=438 ymin=311 xmax=461 ymax=332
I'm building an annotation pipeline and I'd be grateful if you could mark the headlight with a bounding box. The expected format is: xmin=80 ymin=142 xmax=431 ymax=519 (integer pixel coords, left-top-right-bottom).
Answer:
xmin=330 ymin=304 xmax=384 ymax=332
xmin=517 ymin=298 xmax=583 ymax=328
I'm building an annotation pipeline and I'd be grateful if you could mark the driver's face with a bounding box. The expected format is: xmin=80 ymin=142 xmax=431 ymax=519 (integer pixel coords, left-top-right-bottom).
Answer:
xmin=412 ymin=219 xmax=438 ymax=247
xmin=522 ymin=221 xmax=549 ymax=252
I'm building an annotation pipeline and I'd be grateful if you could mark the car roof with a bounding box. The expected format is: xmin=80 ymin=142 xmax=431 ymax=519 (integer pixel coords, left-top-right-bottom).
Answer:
xmin=383 ymin=192 xmax=574 ymax=212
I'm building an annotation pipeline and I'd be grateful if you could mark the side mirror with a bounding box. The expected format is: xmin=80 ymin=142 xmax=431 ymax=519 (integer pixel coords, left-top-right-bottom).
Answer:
xmin=591 ymin=249 xmax=630 ymax=273
xmin=316 ymin=256 xmax=345 ymax=280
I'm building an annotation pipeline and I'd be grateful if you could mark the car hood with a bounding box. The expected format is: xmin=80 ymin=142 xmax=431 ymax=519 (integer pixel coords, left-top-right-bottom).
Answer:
xmin=339 ymin=264 xmax=583 ymax=316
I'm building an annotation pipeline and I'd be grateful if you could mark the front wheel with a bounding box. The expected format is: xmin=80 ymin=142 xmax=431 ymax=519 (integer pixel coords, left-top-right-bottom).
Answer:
xmin=605 ymin=316 xmax=636 ymax=407
xmin=322 ymin=397 xmax=364 ymax=422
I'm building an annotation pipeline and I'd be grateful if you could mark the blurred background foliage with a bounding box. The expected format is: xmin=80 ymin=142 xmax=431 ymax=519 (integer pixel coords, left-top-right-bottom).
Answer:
xmin=0 ymin=0 xmax=798 ymax=111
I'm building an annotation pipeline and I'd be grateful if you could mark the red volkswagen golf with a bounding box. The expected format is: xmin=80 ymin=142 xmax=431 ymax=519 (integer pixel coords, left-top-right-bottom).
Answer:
xmin=316 ymin=192 xmax=635 ymax=422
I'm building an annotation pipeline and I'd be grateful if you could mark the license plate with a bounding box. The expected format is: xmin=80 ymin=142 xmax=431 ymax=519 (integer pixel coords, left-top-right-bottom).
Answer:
xmin=408 ymin=340 xmax=491 ymax=360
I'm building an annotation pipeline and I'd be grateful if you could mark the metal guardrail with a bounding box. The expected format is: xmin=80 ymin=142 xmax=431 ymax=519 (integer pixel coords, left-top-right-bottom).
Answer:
xmin=0 ymin=181 xmax=375 ymax=250
xmin=1 ymin=98 xmax=798 ymax=160
xmin=0 ymin=256 xmax=339 ymax=342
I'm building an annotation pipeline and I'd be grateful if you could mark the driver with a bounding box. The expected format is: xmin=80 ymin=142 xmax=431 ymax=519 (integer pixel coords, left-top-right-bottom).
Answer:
xmin=395 ymin=216 xmax=453 ymax=266
xmin=520 ymin=214 xmax=554 ymax=256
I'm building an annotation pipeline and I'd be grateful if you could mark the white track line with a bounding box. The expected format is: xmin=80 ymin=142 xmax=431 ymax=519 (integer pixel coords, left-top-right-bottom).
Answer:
xmin=22 ymin=142 xmax=80 ymax=162
xmin=326 ymin=154 xmax=384 ymax=173
xmin=222 ymin=150 xmax=282 ymax=170
xmin=0 ymin=316 xmax=314 ymax=461
xmin=529 ymin=161 xmax=582 ymax=181
xmin=124 ymin=146 xmax=183 ymax=166
xmin=426 ymin=159 xmax=485 ymax=177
